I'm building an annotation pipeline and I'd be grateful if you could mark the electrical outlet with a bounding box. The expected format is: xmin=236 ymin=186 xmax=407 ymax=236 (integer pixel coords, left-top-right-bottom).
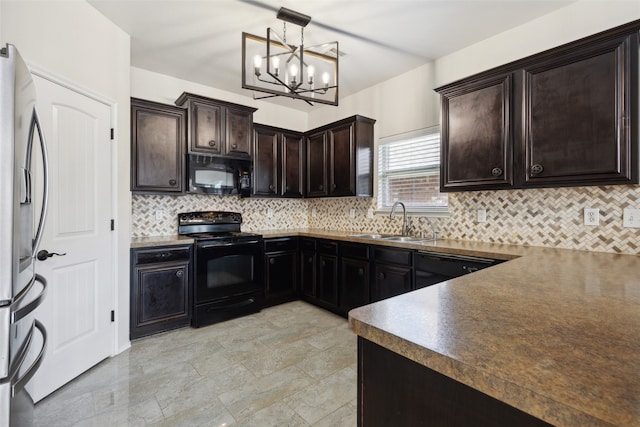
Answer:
xmin=267 ymin=208 xmax=274 ymax=218
xmin=477 ymin=209 xmax=487 ymax=223
xmin=367 ymin=208 xmax=374 ymax=219
xmin=584 ymin=208 xmax=599 ymax=226
xmin=623 ymin=208 xmax=640 ymax=228
xmin=155 ymin=210 xmax=163 ymax=221
xmin=349 ymin=208 xmax=356 ymax=219
xmin=311 ymin=207 xmax=317 ymax=218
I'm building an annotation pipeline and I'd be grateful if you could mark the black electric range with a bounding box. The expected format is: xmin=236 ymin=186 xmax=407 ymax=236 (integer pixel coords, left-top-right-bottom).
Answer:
xmin=178 ymin=211 xmax=264 ymax=327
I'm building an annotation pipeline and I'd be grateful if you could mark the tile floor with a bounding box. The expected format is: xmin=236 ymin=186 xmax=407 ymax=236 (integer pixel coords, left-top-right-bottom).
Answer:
xmin=33 ymin=301 xmax=358 ymax=426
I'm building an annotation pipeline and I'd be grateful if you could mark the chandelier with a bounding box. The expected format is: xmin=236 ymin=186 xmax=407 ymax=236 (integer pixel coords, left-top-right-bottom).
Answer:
xmin=242 ymin=7 xmax=339 ymax=106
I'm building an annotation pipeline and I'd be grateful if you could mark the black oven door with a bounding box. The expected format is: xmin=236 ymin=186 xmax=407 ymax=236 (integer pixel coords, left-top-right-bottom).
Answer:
xmin=193 ymin=240 xmax=264 ymax=327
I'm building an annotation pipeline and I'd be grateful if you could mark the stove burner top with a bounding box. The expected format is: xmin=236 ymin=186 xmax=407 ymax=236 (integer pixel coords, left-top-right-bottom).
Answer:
xmin=178 ymin=211 xmax=262 ymax=243
xmin=186 ymin=231 xmax=261 ymax=240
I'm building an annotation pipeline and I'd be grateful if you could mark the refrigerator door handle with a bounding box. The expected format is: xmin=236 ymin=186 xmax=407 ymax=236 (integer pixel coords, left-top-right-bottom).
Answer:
xmin=10 ymin=274 xmax=47 ymax=323
xmin=5 ymin=320 xmax=47 ymax=398
xmin=28 ymin=106 xmax=49 ymax=258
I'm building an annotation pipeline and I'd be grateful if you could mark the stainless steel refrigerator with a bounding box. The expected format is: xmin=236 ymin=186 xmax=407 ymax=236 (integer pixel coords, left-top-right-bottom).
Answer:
xmin=0 ymin=44 xmax=48 ymax=427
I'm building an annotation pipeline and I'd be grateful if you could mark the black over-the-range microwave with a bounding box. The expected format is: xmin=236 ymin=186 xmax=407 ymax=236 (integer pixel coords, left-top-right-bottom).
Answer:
xmin=187 ymin=154 xmax=252 ymax=196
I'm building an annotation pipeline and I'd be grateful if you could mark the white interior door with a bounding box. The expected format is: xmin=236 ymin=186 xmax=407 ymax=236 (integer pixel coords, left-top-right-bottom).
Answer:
xmin=26 ymin=75 xmax=114 ymax=403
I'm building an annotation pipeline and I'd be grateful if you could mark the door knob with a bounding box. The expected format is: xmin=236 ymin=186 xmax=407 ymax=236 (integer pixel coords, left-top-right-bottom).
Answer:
xmin=37 ymin=250 xmax=66 ymax=261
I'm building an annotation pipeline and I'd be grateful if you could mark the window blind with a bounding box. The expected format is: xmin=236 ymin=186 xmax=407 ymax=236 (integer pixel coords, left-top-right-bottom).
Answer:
xmin=377 ymin=127 xmax=448 ymax=212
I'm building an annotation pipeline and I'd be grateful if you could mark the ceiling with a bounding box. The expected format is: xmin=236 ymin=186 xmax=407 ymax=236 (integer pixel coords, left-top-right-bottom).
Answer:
xmin=88 ymin=0 xmax=576 ymax=110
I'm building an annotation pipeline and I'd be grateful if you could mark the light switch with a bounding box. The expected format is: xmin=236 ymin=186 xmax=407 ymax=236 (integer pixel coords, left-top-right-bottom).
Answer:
xmin=623 ymin=208 xmax=640 ymax=228
xmin=477 ymin=209 xmax=486 ymax=223
xmin=267 ymin=208 xmax=274 ymax=218
xmin=349 ymin=208 xmax=356 ymax=219
xmin=155 ymin=210 xmax=163 ymax=221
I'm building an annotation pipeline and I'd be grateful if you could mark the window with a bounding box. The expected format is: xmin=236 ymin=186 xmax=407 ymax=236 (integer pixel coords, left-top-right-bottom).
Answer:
xmin=377 ymin=127 xmax=448 ymax=213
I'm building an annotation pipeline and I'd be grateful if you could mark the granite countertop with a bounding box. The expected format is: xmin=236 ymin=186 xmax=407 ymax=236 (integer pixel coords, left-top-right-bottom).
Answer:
xmin=131 ymin=229 xmax=640 ymax=425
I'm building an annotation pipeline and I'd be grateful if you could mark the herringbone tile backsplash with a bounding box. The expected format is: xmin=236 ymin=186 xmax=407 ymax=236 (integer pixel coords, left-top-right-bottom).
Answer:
xmin=132 ymin=184 xmax=640 ymax=255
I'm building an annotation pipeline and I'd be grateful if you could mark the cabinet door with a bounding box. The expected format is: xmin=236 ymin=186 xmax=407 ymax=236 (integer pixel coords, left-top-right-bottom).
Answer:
xmin=282 ymin=131 xmax=305 ymax=198
xmin=191 ymin=101 xmax=223 ymax=154
xmin=226 ymin=107 xmax=253 ymax=157
xmin=372 ymin=264 xmax=412 ymax=302
xmin=523 ymin=35 xmax=635 ymax=186
xmin=339 ymin=257 xmax=370 ymax=313
xmin=253 ymin=126 xmax=280 ymax=196
xmin=300 ymin=249 xmax=316 ymax=298
xmin=318 ymin=253 xmax=338 ymax=307
xmin=131 ymin=99 xmax=186 ymax=193
xmin=440 ymin=74 xmax=513 ymax=191
xmin=306 ymin=131 xmax=329 ymax=197
xmin=329 ymin=122 xmax=356 ymax=196
xmin=265 ymin=251 xmax=298 ymax=305
xmin=131 ymin=261 xmax=190 ymax=339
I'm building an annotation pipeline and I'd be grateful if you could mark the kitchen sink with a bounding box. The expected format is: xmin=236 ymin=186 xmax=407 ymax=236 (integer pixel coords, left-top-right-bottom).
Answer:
xmin=381 ymin=236 xmax=425 ymax=242
xmin=348 ymin=233 xmax=393 ymax=239
xmin=348 ymin=233 xmax=436 ymax=243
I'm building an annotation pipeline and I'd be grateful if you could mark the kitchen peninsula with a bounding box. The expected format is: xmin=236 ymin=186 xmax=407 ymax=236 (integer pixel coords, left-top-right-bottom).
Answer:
xmin=348 ymin=241 xmax=640 ymax=426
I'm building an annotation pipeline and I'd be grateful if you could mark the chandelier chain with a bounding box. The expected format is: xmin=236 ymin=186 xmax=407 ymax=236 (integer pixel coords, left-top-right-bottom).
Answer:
xmin=283 ymin=22 xmax=286 ymax=44
xmin=301 ymin=27 xmax=304 ymax=45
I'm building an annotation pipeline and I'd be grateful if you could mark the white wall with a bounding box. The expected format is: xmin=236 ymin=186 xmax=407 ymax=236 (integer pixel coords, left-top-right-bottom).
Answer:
xmin=309 ymin=62 xmax=440 ymax=138
xmin=434 ymin=0 xmax=640 ymax=86
xmin=309 ymin=0 xmax=640 ymax=139
xmin=1 ymin=1 xmax=132 ymax=354
xmin=131 ymin=67 xmax=308 ymax=132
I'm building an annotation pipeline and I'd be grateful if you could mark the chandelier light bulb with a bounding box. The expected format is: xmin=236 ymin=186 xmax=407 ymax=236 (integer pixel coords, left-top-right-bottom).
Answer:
xmin=271 ymin=56 xmax=280 ymax=76
xmin=253 ymin=55 xmax=262 ymax=76
xmin=322 ymin=72 xmax=330 ymax=89
xmin=289 ymin=62 xmax=299 ymax=85
xmin=307 ymin=65 xmax=315 ymax=85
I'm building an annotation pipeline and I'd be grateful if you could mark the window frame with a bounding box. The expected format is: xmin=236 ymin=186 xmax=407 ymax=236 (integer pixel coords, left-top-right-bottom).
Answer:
xmin=376 ymin=126 xmax=449 ymax=217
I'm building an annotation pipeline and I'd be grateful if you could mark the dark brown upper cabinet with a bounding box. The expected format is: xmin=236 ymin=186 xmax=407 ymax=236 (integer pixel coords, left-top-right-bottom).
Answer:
xmin=175 ymin=92 xmax=257 ymax=159
xmin=522 ymin=34 xmax=635 ymax=187
xmin=440 ymin=73 xmax=514 ymax=191
xmin=306 ymin=130 xmax=329 ymax=197
xmin=306 ymin=115 xmax=376 ymax=198
xmin=253 ymin=124 xmax=304 ymax=197
xmin=436 ymin=20 xmax=639 ymax=192
xmin=130 ymin=98 xmax=186 ymax=194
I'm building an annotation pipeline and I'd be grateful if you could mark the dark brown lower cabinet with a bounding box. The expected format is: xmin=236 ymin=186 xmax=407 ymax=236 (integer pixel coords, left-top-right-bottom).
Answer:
xmin=130 ymin=245 xmax=191 ymax=339
xmin=264 ymin=238 xmax=298 ymax=306
xmin=315 ymin=240 xmax=339 ymax=311
xmin=372 ymin=247 xmax=413 ymax=302
xmin=358 ymin=338 xmax=552 ymax=427
xmin=339 ymin=243 xmax=370 ymax=315
xmin=300 ymin=250 xmax=316 ymax=299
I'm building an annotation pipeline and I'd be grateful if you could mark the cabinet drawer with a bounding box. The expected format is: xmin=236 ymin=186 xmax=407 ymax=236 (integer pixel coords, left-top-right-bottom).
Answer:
xmin=374 ymin=247 xmax=412 ymax=266
xmin=265 ymin=238 xmax=298 ymax=252
xmin=134 ymin=246 xmax=191 ymax=265
xmin=341 ymin=243 xmax=369 ymax=260
xmin=300 ymin=238 xmax=316 ymax=251
xmin=317 ymin=240 xmax=338 ymax=255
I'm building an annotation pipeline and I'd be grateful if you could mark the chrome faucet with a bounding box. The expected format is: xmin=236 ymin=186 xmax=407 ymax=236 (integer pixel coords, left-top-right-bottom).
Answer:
xmin=424 ymin=216 xmax=439 ymax=242
xmin=390 ymin=201 xmax=410 ymax=236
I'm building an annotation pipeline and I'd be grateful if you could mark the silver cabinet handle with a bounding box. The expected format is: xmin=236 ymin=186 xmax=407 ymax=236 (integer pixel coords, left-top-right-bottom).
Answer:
xmin=531 ymin=164 xmax=544 ymax=174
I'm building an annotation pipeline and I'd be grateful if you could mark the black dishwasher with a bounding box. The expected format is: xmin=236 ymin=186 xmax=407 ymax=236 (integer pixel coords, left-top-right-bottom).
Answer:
xmin=414 ymin=250 xmax=505 ymax=289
